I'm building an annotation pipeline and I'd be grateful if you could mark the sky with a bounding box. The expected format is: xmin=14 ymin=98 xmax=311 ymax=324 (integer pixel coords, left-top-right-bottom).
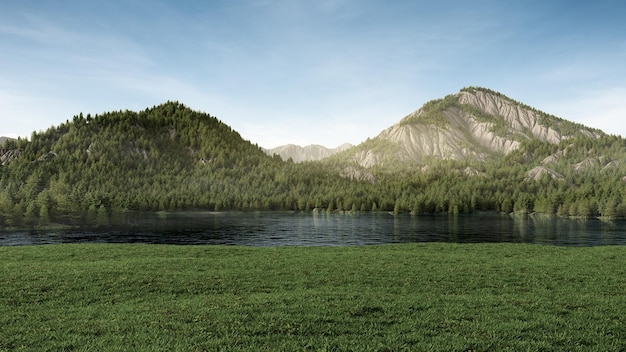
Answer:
xmin=1 ymin=0 xmax=625 ymax=148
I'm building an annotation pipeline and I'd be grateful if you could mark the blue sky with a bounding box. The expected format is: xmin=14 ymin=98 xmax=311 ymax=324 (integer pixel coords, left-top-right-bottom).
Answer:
xmin=1 ymin=0 xmax=625 ymax=148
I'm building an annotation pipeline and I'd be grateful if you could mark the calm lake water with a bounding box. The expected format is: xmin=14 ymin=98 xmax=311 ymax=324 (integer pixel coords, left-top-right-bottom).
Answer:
xmin=2 ymin=211 xmax=626 ymax=247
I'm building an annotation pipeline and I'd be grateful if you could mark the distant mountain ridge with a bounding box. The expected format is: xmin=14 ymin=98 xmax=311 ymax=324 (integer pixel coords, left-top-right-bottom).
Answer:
xmin=334 ymin=87 xmax=603 ymax=168
xmin=0 ymin=136 xmax=14 ymax=146
xmin=263 ymin=143 xmax=353 ymax=162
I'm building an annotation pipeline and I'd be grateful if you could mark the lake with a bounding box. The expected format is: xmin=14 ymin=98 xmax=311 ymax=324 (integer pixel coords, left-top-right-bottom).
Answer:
xmin=1 ymin=211 xmax=625 ymax=247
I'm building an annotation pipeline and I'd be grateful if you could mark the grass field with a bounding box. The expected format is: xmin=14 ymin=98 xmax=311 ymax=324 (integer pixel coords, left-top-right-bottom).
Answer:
xmin=1 ymin=243 xmax=625 ymax=351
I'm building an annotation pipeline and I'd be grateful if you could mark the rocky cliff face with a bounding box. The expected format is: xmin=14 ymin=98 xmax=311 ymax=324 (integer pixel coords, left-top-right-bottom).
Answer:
xmin=0 ymin=149 xmax=20 ymax=165
xmin=264 ymin=143 xmax=353 ymax=162
xmin=0 ymin=137 xmax=18 ymax=165
xmin=344 ymin=87 xmax=603 ymax=168
xmin=457 ymin=90 xmax=563 ymax=144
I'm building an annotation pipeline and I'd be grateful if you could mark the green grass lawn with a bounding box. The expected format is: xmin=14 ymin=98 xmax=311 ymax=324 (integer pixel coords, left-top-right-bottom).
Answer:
xmin=1 ymin=243 xmax=625 ymax=351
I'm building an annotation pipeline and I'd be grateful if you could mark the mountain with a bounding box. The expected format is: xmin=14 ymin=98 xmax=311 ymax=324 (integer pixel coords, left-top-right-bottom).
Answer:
xmin=336 ymin=87 xmax=603 ymax=168
xmin=264 ymin=143 xmax=353 ymax=162
xmin=2 ymin=90 xmax=626 ymax=227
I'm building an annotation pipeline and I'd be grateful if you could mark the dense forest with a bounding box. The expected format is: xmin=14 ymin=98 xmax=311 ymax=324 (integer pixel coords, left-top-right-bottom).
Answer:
xmin=1 ymin=100 xmax=626 ymax=228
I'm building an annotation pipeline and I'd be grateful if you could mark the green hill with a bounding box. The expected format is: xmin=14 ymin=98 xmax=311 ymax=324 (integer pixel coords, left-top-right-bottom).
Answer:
xmin=0 ymin=102 xmax=303 ymax=226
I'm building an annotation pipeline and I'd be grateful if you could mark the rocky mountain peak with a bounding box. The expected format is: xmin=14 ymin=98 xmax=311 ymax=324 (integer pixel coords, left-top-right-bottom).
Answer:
xmin=340 ymin=87 xmax=604 ymax=168
xmin=458 ymin=89 xmax=560 ymax=144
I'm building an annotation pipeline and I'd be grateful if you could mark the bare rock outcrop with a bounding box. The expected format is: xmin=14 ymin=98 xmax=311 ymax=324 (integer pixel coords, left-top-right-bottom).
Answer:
xmin=458 ymin=90 xmax=563 ymax=144
xmin=463 ymin=166 xmax=487 ymax=177
xmin=540 ymin=144 xmax=574 ymax=165
xmin=0 ymin=149 xmax=20 ymax=165
xmin=340 ymin=166 xmax=376 ymax=183
xmin=603 ymin=160 xmax=619 ymax=170
xmin=572 ymin=157 xmax=620 ymax=172
xmin=357 ymin=105 xmax=522 ymax=166
xmin=573 ymin=157 xmax=599 ymax=172
xmin=527 ymin=166 xmax=565 ymax=181
xmin=37 ymin=151 xmax=58 ymax=162
xmin=351 ymin=149 xmax=388 ymax=168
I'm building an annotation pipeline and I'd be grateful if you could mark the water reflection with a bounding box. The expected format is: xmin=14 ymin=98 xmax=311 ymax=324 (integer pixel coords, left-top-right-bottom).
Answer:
xmin=1 ymin=212 xmax=625 ymax=246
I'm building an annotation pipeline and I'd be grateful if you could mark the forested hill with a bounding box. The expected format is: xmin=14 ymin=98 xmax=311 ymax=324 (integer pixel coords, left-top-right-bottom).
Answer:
xmin=1 ymin=101 xmax=275 ymax=170
xmin=0 ymin=102 xmax=323 ymax=226
xmin=2 ymin=93 xmax=626 ymax=228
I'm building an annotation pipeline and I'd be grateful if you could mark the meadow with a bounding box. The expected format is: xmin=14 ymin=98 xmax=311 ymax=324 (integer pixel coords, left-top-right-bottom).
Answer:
xmin=1 ymin=243 xmax=624 ymax=351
